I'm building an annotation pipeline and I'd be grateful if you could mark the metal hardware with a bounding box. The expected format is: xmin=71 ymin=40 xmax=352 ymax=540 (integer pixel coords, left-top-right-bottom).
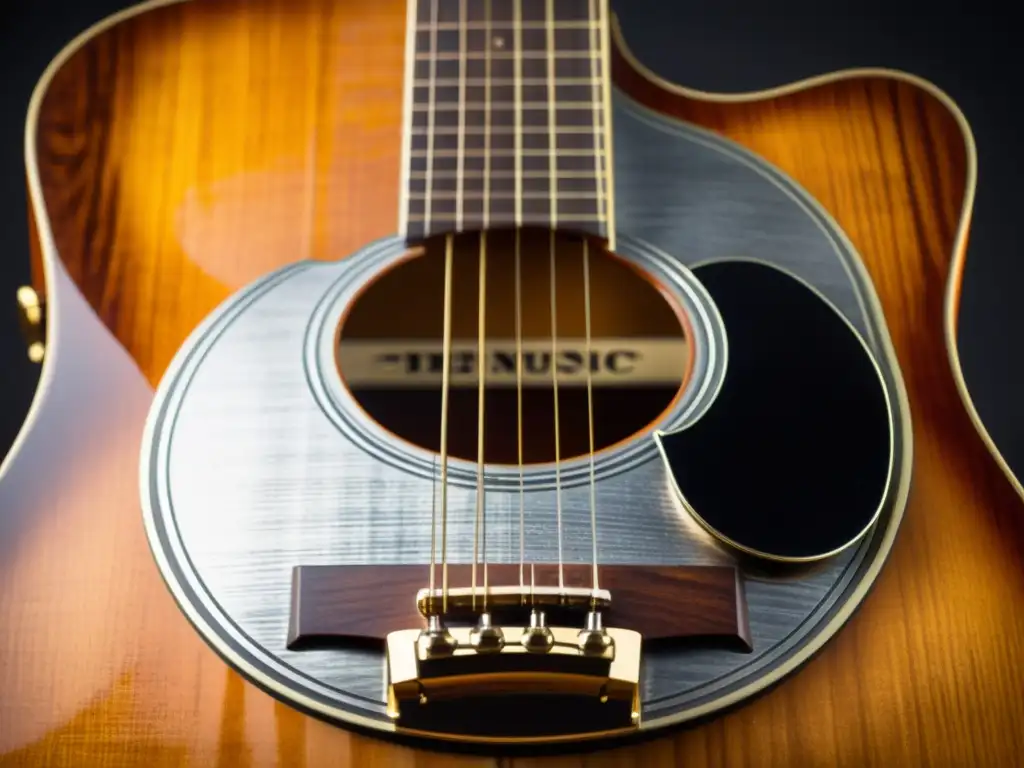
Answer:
xmin=385 ymin=621 xmax=642 ymax=734
xmin=416 ymin=615 xmax=458 ymax=659
xmin=578 ymin=610 xmax=615 ymax=656
xmin=468 ymin=612 xmax=505 ymax=653
xmin=521 ymin=609 xmax=556 ymax=654
xmin=416 ymin=585 xmax=611 ymax=617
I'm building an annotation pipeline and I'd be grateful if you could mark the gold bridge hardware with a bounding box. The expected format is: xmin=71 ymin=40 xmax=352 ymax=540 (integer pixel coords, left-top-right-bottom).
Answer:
xmin=385 ymin=621 xmax=642 ymax=737
xmin=416 ymin=585 xmax=612 ymax=618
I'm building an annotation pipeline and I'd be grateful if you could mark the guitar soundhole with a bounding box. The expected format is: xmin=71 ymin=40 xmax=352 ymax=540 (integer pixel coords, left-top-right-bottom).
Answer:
xmin=336 ymin=227 xmax=693 ymax=465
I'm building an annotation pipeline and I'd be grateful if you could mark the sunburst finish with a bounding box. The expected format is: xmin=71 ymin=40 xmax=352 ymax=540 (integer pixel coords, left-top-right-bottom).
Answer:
xmin=2 ymin=0 xmax=1023 ymax=764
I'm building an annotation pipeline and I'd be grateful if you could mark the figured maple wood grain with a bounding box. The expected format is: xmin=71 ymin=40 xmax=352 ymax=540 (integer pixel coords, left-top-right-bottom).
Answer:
xmin=31 ymin=0 xmax=405 ymax=384
xmin=4 ymin=0 xmax=1024 ymax=765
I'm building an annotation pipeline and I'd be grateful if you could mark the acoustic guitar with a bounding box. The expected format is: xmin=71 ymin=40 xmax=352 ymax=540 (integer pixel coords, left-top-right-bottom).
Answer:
xmin=2 ymin=0 xmax=1023 ymax=764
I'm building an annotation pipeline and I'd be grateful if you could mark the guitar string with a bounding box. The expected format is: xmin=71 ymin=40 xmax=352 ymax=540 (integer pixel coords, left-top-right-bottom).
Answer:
xmin=471 ymin=0 xmax=493 ymax=613
xmin=442 ymin=0 xmax=470 ymax=614
xmin=550 ymin=226 xmax=564 ymax=592
xmin=483 ymin=0 xmax=492 ymax=609
xmin=583 ymin=237 xmax=598 ymax=593
xmin=430 ymin=454 xmax=438 ymax=609
xmin=586 ymin=0 xmax=601 ymax=594
xmin=516 ymin=228 xmax=526 ymax=596
xmin=514 ymin=0 xmax=527 ymax=599
xmin=426 ymin=0 xmax=440 ymax=606
xmin=430 ymin=0 xmax=606 ymax=610
xmin=545 ymin=0 xmax=565 ymax=592
xmin=473 ymin=229 xmax=487 ymax=611
xmin=439 ymin=231 xmax=455 ymax=614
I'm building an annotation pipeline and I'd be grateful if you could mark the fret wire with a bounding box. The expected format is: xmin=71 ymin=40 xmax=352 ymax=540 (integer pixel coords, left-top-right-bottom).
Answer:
xmin=414 ymin=59 xmax=605 ymax=82
xmin=414 ymin=77 xmax=600 ymax=85
xmin=415 ymin=52 xmax=599 ymax=59
xmin=405 ymin=0 xmax=612 ymax=236
xmin=412 ymin=134 xmax=591 ymax=150
xmin=410 ymin=192 xmax=600 ymax=199
xmin=414 ymin=86 xmax=601 ymax=102
xmin=412 ymin=155 xmax=601 ymax=172
xmin=414 ymin=182 xmax=605 ymax=197
xmin=412 ymin=149 xmax=604 ymax=156
xmin=412 ymin=126 xmax=599 ymax=134
xmin=464 ymin=196 xmax=598 ymax=216
xmin=414 ymin=134 xmax=605 ymax=148
xmin=410 ymin=170 xmax=600 ymax=178
xmin=412 ymin=102 xmax=601 ymax=110
xmin=417 ymin=21 xmax=600 ymax=30
xmin=412 ymin=115 xmax=602 ymax=132
xmin=407 ymin=214 xmax=606 ymax=221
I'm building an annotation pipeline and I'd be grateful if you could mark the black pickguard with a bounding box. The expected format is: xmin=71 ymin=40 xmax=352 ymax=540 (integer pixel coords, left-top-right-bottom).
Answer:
xmin=659 ymin=260 xmax=893 ymax=561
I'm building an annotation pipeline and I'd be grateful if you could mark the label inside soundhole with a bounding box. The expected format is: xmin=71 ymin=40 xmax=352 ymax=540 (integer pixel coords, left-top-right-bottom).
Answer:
xmin=336 ymin=228 xmax=692 ymax=465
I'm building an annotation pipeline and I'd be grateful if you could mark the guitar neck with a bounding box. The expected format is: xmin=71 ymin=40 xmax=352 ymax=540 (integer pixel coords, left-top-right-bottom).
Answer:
xmin=401 ymin=0 xmax=615 ymax=246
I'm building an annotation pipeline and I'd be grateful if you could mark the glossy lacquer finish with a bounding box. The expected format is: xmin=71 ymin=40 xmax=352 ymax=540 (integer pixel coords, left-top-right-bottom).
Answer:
xmin=2 ymin=0 xmax=1023 ymax=765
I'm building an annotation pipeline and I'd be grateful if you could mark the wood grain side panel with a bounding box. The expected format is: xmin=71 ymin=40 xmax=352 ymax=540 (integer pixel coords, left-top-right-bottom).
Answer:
xmin=612 ymin=55 xmax=984 ymax=433
xmin=31 ymin=0 xmax=407 ymax=386
xmin=606 ymin=42 xmax=1024 ymax=768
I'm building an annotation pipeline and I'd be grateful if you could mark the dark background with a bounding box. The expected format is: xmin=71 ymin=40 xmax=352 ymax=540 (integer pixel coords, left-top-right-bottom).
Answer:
xmin=1 ymin=2 xmax=1020 ymax=479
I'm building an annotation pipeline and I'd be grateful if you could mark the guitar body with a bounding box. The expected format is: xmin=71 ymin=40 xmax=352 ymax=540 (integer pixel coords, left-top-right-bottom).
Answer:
xmin=2 ymin=0 xmax=1023 ymax=764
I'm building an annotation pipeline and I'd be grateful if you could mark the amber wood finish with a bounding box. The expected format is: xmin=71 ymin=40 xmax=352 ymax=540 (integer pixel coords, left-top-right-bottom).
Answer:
xmin=287 ymin=564 xmax=751 ymax=649
xmin=4 ymin=0 xmax=1024 ymax=765
xmin=31 ymin=0 xmax=407 ymax=383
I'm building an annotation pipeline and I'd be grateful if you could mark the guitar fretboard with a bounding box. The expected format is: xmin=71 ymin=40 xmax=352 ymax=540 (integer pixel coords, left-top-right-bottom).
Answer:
xmin=401 ymin=0 xmax=613 ymax=245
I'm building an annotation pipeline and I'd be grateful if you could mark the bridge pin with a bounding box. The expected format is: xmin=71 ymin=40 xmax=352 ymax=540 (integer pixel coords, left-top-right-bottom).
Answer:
xmin=578 ymin=610 xmax=615 ymax=656
xmin=469 ymin=612 xmax=506 ymax=654
xmin=521 ymin=610 xmax=556 ymax=654
xmin=416 ymin=615 xmax=458 ymax=659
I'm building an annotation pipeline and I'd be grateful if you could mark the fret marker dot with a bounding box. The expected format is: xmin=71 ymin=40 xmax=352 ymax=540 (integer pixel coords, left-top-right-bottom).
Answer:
xmin=493 ymin=36 xmax=505 ymax=49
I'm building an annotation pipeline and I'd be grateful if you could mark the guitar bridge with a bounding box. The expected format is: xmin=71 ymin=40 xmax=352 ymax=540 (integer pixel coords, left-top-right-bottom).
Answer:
xmin=385 ymin=612 xmax=641 ymax=740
